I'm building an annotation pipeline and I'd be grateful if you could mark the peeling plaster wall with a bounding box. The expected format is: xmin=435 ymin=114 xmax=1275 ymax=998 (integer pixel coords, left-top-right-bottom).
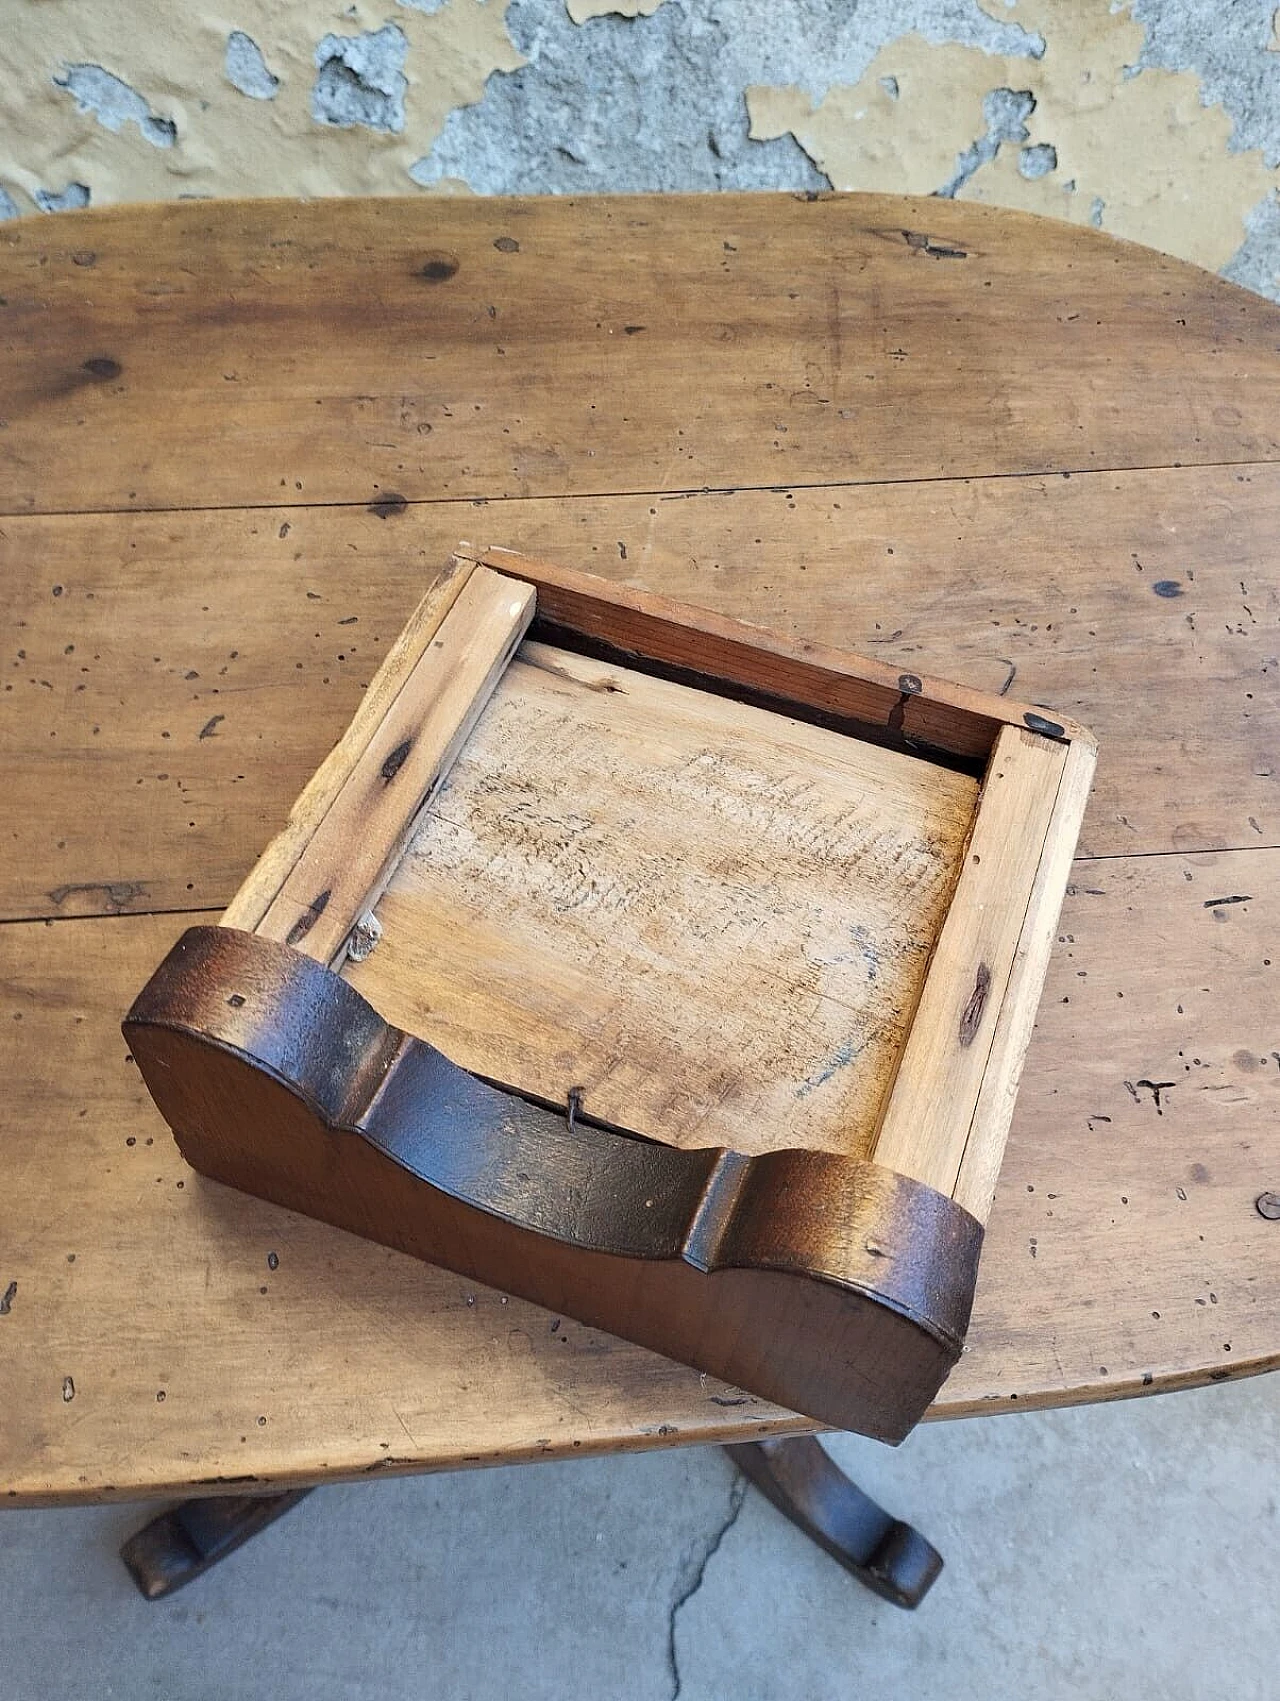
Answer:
xmin=0 ymin=2 xmax=524 ymax=206
xmin=747 ymin=1 xmax=1279 ymax=272
xmin=4 ymin=0 xmax=1280 ymax=296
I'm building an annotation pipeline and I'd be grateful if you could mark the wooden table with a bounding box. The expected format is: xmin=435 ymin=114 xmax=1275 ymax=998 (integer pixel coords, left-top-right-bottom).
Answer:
xmin=3 ymin=195 xmax=1278 ymax=1519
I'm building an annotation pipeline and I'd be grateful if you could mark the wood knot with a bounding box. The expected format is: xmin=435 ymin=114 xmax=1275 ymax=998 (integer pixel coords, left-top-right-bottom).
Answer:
xmin=958 ymin=962 xmax=991 ymax=1047
xmin=380 ymin=738 xmax=413 ymax=782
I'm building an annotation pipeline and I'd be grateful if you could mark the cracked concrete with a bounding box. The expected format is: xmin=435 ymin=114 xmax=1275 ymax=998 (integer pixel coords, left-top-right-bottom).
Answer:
xmin=0 ymin=1376 xmax=1277 ymax=1698
xmin=666 ymin=1472 xmax=747 ymax=1699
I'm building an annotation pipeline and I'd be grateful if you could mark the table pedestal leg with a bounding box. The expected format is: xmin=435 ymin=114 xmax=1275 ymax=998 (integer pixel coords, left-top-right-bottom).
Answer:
xmin=120 ymin=1489 xmax=312 ymax=1599
xmin=723 ymin=1435 xmax=942 ymax=1608
xmin=121 ymin=1439 xmax=941 ymax=1608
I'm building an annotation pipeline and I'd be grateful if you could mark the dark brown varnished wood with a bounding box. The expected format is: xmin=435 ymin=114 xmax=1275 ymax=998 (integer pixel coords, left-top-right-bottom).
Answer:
xmin=120 ymin=1490 xmax=313 ymax=1600
xmin=726 ymin=1436 xmax=943 ymax=1608
xmin=471 ymin=545 xmax=1089 ymax=766
xmin=124 ymin=925 xmax=982 ymax=1443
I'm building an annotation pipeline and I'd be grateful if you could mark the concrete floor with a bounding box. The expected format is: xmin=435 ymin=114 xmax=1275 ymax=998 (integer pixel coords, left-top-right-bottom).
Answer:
xmin=2 ymin=1372 xmax=1277 ymax=1699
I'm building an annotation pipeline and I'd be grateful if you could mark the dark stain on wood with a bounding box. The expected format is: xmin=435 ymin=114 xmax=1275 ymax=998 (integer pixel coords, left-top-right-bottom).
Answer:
xmin=884 ymin=675 xmax=921 ymax=740
xmin=82 ymin=356 xmax=122 ymax=381
xmin=198 ymin=714 xmax=225 ymax=740
xmin=47 ymin=879 xmax=148 ymax=912
xmin=493 ymin=236 xmax=520 ymax=253
xmin=0 ymin=1281 xmax=16 ymax=1316
xmin=368 ymin=492 xmax=408 ymax=519
xmin=901 ymin=230 xmax=968 ymax=260
xmin=380 ymin=738 xmax=413 ymax=782
xmin=520 ymin=650 xmax=625 ymax=695
xmin=417 ymin=254 xmax=459 ymax=282
xmin=958 ymin=962 xmax=992 ymax=1047
xmin=285 ymin=889 xmax=330 ymax=946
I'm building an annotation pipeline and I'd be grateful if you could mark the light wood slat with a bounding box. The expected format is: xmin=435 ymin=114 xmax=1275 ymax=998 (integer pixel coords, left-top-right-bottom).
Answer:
xmin=471 ymin=542 xmax=1090 ymax=760
xmin=251 ymin=567 xmax=534 ymax=964
xmin=221 ymin=551 xmax=478 ymax=933
xmin=2 ymin=461 xmax=1275 ymax=925
xmin=953 ymin=739 xmax=1099 ymax=1220
xmin=3 ymin=196 xmax=1280 ymax=517
xmin=871 ymin=727 xmax=1071 ymax=1202
xmin=2 ymin=862 xmax=1276 ymax=1502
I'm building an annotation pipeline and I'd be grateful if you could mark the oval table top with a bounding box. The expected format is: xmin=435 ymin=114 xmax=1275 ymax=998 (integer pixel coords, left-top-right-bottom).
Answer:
xmin=2 ymin=194 xmax=1277 ymax=1504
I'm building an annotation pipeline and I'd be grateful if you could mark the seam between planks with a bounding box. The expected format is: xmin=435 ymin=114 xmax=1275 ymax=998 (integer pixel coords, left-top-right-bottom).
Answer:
xmin=6 ymin=839 xmax=1275 ymax=931
xmin=2 ymin=455 xmax=1280 ymax=524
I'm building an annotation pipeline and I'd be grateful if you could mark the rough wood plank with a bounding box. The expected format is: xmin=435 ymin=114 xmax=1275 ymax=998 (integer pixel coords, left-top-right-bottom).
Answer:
xmin=2 ymin=461 xmax=1274 ymax=923
xmin=2 ymin=860 xmax=1276 ymax=1501
xmin=222 ymin=551 xmax=477 ymax=933
xmin=253 ymin=567 xmax=535 ymax=964
xmin=953 ymin=738 xmax=1100 ymax=1220
xmin=4 ymin=196 xmax=1280 ymax=516
xmin=471 ymin=543 xmax=1089 ymax=760
xmin=344 ymin=641 xmax=978 ymax=1159
xmin=872 ymin=727 xmax=1071 ymax=1201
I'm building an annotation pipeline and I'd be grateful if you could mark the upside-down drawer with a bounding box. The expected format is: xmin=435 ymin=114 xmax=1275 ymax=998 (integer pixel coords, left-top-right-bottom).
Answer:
xmin=125 ymin=545 xmax=1096 ymax=1443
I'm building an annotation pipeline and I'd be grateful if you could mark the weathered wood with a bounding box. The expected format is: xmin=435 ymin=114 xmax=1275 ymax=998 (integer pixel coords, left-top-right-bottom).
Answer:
xmin=147 ymin=556 xmax=1080 ymax=1436
xmin=3 ymin=196 xmax=1280 ymax=516
xmin=941 ymin=845 xmax=1280 ymax=1418
xmin=221 ymin=551 xmax=480 ymax=934
xmin=953 ymin=738 xmax=1100 ymax=1221
xmin=116 ymin=543 xmax=1089 ymax=1438
xmin=2 ymin=194 xmax=1277 ymax=1504
xmin=351 ymin=639 xmax=978 ymax=1159
xmin=872 ymin=726 xmax=1072 ymax=1201
xmin=2 ymin=462 xmax=1274 ymax=924
xmin=250 ymin=566 xmax=534 ymax=963
xmin=3 ymin=853 xmax=1277 ymax=1501
xmin=469 ymin=544 xmax=1090 ymax=760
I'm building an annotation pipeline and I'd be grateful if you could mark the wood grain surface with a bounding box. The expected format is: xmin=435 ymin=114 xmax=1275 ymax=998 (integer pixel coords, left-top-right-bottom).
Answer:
xmin=872 ymin=725 xmax=1068 ymax=1196
xmin=2 ymin=194 xmax=1277 ymax=1503
xmin=2 ymin=195 xmax=1279 ymax=514
xmin=253 ymin=565 xmax=534 ymax=963
xmin=348 ymin=639 xmax=977 ymax=1160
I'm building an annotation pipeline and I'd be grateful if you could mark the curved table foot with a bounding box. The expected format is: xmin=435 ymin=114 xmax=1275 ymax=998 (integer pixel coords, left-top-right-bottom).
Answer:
xmin=724 ymin=1436 xmax=942 ymax=1608
xmin=120 ymin=1439 xmax=941 ymax=1608
xmin=120 ymin=1489 xmax=312 ymax=1599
